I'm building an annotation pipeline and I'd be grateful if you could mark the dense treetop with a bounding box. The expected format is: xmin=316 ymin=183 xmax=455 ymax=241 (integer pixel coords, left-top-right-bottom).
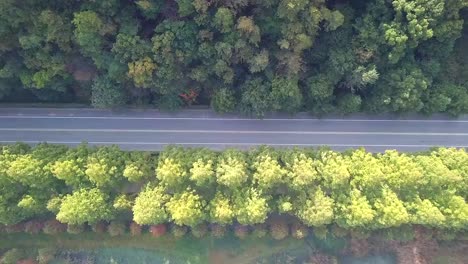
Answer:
xmin=0 ymin=0 xmax=467 ymax=115
xmin=0 ymin=143 xmax=467 ymax=234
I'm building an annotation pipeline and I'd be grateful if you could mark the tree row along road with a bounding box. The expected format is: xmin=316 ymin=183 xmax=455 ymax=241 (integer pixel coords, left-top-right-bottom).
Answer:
xmin=1 ymin=108 xmax=468 ymax=152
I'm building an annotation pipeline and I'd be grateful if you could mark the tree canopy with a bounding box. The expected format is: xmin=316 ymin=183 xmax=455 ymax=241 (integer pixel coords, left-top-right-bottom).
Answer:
xmin=0 ymin=1 xmax=467 ymax=115
xmin=0 ymin=143 xmax=467 ymax=234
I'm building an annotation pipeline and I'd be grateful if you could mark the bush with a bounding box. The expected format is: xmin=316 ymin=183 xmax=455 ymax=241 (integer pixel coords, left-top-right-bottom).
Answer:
xmin=129 ymin=222 xmax=142 ymax=236
xmin=67 ymin=224 xmax=85 ymax=234
xmin=314 ymin=226 xmax=329 ymax=240
xmin=234 ymin=225 xmax=249 ymax=240
xmin=270 ymin=219 xmax=289 ymax=240
xmin=1 ymin=249 xmax=25 ymax=264
xmin=90 ymin=221 xmax=107 ymax=234
xmin=37 ymin=248 xmax=56 ymax=264
xmin=108 ymin=221 xmax=126 ymax=236
xmin=4 ymin=223 xmax=25 ymax=234
xmin=24 ymin=220 xmax=44 ymax=234
xmin=149 ymin=224 xmax=167 ymax=237
xmin=309 ymin=253 xmax=337 ymax=264
xmin=210 ymin=224 xmax=226 ymax=238
xmin=381 ymin=226 xmax=415 ymax=242
xmin=252 ymin=224 xmax=268 ymax=238
xmin=171 ymin=225 xmax=188 ymax=238
xmin=291 ymin=222 xmax=309 ymax=239
xmin=191 ymin=223 xmax=208 ymax=238
xmin=331 ymin=225 xmax=348 ymax=238
xmin=42 ymin=220 xmax=66 ymax=235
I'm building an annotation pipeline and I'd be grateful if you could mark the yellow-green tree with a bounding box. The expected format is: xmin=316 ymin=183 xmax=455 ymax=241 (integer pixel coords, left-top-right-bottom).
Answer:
xmin=133 ymin=184 xmax=169 ymax=225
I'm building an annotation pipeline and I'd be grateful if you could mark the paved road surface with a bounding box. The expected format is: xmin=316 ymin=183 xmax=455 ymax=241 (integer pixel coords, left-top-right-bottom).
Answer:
xmin=0 ymin=108 xmax=467 ymax=152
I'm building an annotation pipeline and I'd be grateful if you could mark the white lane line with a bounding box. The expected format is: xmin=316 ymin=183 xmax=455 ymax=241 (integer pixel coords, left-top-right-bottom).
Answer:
xmin=0 ymin=115 xmax=468 ymax=122
xmin=0 ymin=141 xmax=466 ymax=148
xmin=0 ymin=128 xmax=467 ymax=136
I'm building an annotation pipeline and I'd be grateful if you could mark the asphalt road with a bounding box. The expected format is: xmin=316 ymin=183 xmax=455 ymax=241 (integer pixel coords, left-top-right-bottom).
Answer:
xmin=1 ymin=108 xmax=468 ymax=152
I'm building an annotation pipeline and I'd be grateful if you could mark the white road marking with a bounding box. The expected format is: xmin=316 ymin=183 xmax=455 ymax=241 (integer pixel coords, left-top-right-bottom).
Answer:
xmin=0 ymin=140 xmax=466 ymax=148
xmin=0 ymin=115 xmax=468 ymax=122
xmin=0 ymin=128 xmax=467 ymax=136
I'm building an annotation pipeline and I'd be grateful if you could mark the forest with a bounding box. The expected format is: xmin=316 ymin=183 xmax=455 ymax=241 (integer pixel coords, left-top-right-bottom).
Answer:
xmin=1 ymin=0 xmax=468 ymax=116
xmin=0 ymin=143 xmax=467 ymax=240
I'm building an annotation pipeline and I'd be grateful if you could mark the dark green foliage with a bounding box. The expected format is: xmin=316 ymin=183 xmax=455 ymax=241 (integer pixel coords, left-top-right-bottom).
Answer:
xmin=0 ymin=1 xmax=466 ymax=115
xmin=211 ymin=88 xmax=237 ymax=114
xmin=91 ymin=76 xmax=126 ymax=108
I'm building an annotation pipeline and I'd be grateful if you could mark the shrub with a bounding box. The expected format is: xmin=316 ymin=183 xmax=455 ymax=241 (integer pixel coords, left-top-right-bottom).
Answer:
xmin=251 ymin=223 xmax=268 ymax=238
xmin=331 ymin=225 xmax=348 ymax=238
xmin=191 ymin=223 xmax=208 ymax=238
xmin=129 ymin=222 xmax=142 ymax=236
xmin=309 ymin=253 xmax=337 ymax=264
xmin=210 ymin=224 xmax=226 ymax=238
xmin=234 ymin=225 xmax=249 ymax=240
xmin=42 ymin=220 xmax=66 ymax=235
xmin=270 ymin=219 xmax=289 ymax=240
xmin=108 ymin=221 xmax=126 ymax=236
xmin=291 ymin=222 xmax=309 ymax=239
xmin=37 ymin=248 xmax=56 ymax=264
xmin=67 ymin=224 xmax=85 ymax=234
xmin=5 ymin=223 xmax=25 ymax=234
xmin=149 ymin=224 xmax=167 ymax=237
xmin=90 ymin=221 xmax=107 ymax=234
xmin=171 ymin=225 xmax=188 ymax=238
xmin=314 ymin=226 xmax=329 ymax=240
xmin=2 ymin=249 xmax=25 ymax=264
xmin=24 ymin=220 xmax=44 ymax=235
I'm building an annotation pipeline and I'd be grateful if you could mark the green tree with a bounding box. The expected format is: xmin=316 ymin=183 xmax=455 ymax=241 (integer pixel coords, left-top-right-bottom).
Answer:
xmin=406 ymin=196 xmax=445 ymax=227
xmin=72 ymin=11 xmax=110 ymax=68
xmin=216 ymin=149 xmax=248 ymax=188
xmin=211 ymin=88 xmax=236 ymax=114
xmin=252 ymin=152 xmax=286 ymax=190
xmin=85 ymin=146 xmax=126 ymax=188
xmin=166 ymin=189 xmax=206 ymax=227
xmin=51 ymin=144 xmax=91 ymax=189
xmin=373 ymin=186 xmax=410 ymax=228
xmin=283 ymin=151 xmax=318 ymax=191
xmin=112 ymin=33 xmax=152 ymax=63
xmin=123 ymin=151 xmax=153 ymax=182
xmin=189 ymin=149 xmax=216 ymax=187
xmin=317 ymin=151 xmax=351 ymax=192
xmin=436 ymin=192 xmax=468 ymax=230
xmin=234 ymin=188 xmax=270 ymax=225
xmin=6 ymin=144 xmax=62 ymax=189
xmin=295 ymin=188 xmax=335 ymax=227
xmin=209 ymin=191 xmax=235 ymax=225
xmin=337 ymin=189 xmax=376 ymax=229
xmin=57 ymin=188 xmax=114 ymax=225
xmin=156 ymin=158 xmax=187 ymax=189
xmin=240 ymin=77 xmax=273 ymax=117
xmin=336 ymin=94 xmax=362 ymax=114
xmin=133 ymin=184 xmax=169 ymax=225
xmin=213 ymin=8 xmax=234 ymax=33
xmin=368 ymin=63 xmax=430 ymax=113
xmin=135 ymin=0 xmax=163 ymax=18
xmin=127 ymin=57 xmax=156 ymax=88
xmin=270 ymin=76 xmax=302 ymax=113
